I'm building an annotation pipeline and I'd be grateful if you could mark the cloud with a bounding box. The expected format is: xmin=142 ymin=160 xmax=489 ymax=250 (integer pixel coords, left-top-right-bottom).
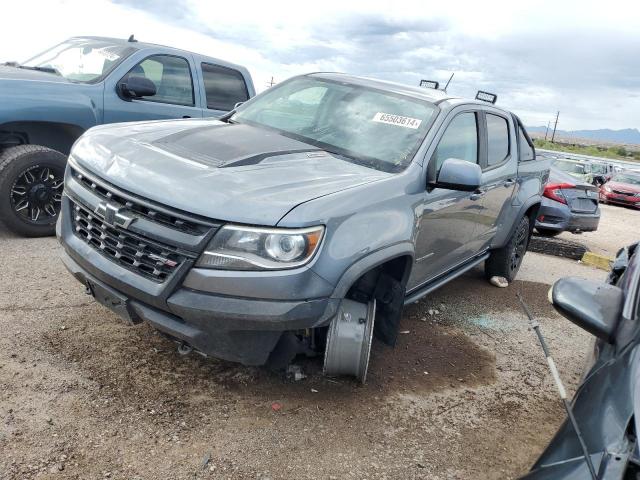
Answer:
xmin=0 ymin=0 xmax=638 ymax=130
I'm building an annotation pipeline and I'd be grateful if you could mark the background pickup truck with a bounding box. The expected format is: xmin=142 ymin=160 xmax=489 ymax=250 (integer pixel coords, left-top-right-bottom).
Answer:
xmin=0 ymin=36 xmax=255 ymax=237
xmin=58 ymin=73 xmax=550 ymax=382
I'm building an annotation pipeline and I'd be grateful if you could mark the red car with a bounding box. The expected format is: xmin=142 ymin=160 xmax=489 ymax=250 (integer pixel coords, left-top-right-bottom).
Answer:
xmin=599 ymin=172 xmax=640 ymax=208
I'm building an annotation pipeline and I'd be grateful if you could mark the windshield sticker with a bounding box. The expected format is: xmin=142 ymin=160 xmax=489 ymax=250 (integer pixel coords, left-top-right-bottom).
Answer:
xmin=372 ymin=112 xmax=422 ymax=129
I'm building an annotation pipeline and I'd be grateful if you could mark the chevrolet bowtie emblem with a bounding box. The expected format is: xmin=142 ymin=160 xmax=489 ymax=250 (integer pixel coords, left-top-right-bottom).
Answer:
xmin=95 ymin=202 xmax=135 ymax=229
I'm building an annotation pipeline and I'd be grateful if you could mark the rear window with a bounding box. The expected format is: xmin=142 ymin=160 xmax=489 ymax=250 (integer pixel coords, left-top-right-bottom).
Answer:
xmin=486 ymin=114 xmax=510 ymax=166
xmin=518 ymin=125 xmax=535 ymax=161
xmin=201 ymin=63 xmax=249 ymax=111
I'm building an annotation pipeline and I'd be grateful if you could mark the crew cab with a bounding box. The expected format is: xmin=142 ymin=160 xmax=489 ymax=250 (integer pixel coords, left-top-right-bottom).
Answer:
xmin=58 ymin=74 xmax=549 ymax=381
xmin=0 ymin=36 xmax=255 ymax=236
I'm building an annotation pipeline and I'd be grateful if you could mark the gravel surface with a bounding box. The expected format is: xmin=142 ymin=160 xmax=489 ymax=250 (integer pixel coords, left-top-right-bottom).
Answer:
xmin=0 ymin=225 xmax=611 ymax=479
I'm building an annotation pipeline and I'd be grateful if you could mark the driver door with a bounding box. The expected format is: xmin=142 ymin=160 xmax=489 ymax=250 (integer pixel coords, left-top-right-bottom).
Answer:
xmin=104 ymin=53 xmax=203 ymax=123
xmin=407 ymin=109 xmax=485 ymax=291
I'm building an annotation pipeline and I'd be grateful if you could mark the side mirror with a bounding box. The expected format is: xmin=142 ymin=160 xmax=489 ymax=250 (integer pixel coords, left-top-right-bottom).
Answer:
xmin=551 ymin=277 xmax=623 ymax=343
xmin=119 ymin=76 xmax=156 ymax=99
xmin=433 ymin=158 xmax=482 ymax=192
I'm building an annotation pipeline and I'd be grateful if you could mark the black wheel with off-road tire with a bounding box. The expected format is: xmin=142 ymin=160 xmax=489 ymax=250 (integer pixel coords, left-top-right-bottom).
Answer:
xmin=485 ymin=215 xmax=531 ymax=283
xmin=535 ymin=228 xmax=562 ymax=238
xmin=0 ymin=145 xmax=67 ymax=237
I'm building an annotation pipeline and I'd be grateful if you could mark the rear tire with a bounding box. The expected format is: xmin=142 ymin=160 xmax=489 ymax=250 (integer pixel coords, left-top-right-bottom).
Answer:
xmin=535 ymin=228 xmax=562 ymax=237
xmin=485 ymin=215 xmax=531 ymax=283
xmin=0 ymin=145 xmax=67 ymax=237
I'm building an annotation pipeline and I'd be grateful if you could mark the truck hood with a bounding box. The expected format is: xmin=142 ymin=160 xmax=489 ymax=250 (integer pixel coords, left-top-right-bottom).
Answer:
xmin=72 ymin=119 xmax=391 ymax=226
xmin=0 ymin=64 xmax=71 ymax=84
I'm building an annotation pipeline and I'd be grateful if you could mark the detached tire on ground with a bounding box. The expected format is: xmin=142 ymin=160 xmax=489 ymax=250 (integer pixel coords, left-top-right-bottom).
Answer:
xmin=485 ymin=215 xmax=531 ymax=283
xmin=0 ymin=145 xmax=67 ymax=237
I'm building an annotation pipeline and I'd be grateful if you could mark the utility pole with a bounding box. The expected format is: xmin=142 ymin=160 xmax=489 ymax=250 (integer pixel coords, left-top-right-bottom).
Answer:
xmin=551 ymin=111 xmax=560 ymax=143
xmin=544 ymin=121 xmax=550 ymax=141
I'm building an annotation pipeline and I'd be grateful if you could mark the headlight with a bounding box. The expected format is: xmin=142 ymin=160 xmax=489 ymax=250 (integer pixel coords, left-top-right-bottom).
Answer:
xmin=197 ymin=225 xmax=324 ymax=270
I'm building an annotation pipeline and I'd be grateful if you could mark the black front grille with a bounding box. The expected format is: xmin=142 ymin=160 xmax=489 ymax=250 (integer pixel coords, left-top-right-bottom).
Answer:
xmin=71 ymin=201 xmax=186 ymax=282
xmin=70 ymin=167 xmax=211 ymax=235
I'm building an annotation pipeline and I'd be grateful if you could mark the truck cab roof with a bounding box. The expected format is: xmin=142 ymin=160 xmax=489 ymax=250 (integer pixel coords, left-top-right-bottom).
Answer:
xmin=67 ymin=36 xmax=251 ymax=74
xmin=307 ymin=72 xmax=509 ymax=113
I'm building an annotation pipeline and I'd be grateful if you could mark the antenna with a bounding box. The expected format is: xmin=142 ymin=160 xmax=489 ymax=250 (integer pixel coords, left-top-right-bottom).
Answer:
xmin=443 ymin=72 xmax=455 ymax=92
xmin=128 ymin=34 xmax=137 ymax=43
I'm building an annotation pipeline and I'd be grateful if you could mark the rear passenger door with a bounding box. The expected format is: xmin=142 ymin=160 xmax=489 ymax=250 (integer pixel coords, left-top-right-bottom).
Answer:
xmin=473 ymin=110 xmax=518 ymax=248
xmin=197 ymin=62 xmax=250 ymax=118
xmin=407 ymin=109 xmax=485 ymax=291
xmin=104 ymin=53 xmax=203 ymax=123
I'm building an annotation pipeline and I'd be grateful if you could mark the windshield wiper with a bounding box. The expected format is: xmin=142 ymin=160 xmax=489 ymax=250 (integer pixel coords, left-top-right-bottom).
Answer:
xmin=18 ymin=65 xmax=61 ymax=76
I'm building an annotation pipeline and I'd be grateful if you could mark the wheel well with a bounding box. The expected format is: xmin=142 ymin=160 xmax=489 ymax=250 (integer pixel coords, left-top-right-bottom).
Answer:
xmin=525 ymin=203 xmax=541 ymax=234
xmin=345 ymin=255 xmax=412 ymax=346
xmin=0 ymin=121 xmax=84 ymax=155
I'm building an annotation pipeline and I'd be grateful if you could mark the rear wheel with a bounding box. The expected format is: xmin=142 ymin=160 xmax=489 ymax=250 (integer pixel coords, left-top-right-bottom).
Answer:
xmin=0 ymin=145 xmax=66 ymax=237
xmin=535 ymin=228 xmax=562 ymax=237
xmin=485 ymin=215 xmax=531 ymax=283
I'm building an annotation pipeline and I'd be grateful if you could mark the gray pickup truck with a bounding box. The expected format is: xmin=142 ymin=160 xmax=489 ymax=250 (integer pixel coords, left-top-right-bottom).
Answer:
xmin=0 ymin=36 xmax=254 ymax=237
xmin=58 ymin=73 xmax=549 ymax=381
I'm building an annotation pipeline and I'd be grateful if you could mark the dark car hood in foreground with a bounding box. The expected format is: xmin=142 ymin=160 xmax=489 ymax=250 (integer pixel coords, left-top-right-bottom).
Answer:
xmin=73 ymin=119 xmax=390 ymax=225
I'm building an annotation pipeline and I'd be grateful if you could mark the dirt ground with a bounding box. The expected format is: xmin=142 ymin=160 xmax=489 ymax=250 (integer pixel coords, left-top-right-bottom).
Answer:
xmin=1 ymin=205 xmax=636 ymax=479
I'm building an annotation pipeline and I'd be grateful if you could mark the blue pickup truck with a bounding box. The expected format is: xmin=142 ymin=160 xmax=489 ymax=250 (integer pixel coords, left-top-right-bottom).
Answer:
xmin=0 ymin=36 xmax=255 ymax=236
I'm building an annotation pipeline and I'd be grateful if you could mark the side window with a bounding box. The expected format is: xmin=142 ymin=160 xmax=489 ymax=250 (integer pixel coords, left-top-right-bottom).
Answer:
xmin=486 ymin=114 xmax=510 ymax=166
xmin=432 ymin=112 xmax=478 ymax=173
xmin=518 ymin=126 xmax=535 ymax=161
xmin=125 ymin=55 xmax=194 ymax=106
xmin=201 ymin=63 xmax=249 ymax=111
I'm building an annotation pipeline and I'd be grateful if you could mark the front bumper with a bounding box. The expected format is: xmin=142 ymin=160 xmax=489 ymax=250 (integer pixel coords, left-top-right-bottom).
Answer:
xmin=600 ymin=191 xmax=640 ymax=208
xmin=536 ymin=199 xmax=600 ymax=233
xmin=58 ymin=194 xmax=337 ymax=366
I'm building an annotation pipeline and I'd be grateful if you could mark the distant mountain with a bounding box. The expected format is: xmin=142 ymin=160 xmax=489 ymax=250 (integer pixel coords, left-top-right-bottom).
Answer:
xmin=527 ymin=126 xmax=640 ymax=145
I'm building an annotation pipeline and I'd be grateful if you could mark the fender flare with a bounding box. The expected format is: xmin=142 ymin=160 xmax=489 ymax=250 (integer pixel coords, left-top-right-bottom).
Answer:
xmin=330 ymin=242 xmax=415 ymax=300
xmin=492 ymin=196 xmax=541 ymax=249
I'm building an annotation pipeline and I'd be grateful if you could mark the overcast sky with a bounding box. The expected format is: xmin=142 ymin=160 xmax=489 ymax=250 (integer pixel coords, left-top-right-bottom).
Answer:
xmin=2 ymin=0 xmax=638 ymax=130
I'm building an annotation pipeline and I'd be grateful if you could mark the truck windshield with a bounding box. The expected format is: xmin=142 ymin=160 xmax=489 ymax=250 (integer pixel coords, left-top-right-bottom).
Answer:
xmin=22 ymin=38 xmax=136 ymax=83
xmin=231 ymin=77 xmax=438 ymax=172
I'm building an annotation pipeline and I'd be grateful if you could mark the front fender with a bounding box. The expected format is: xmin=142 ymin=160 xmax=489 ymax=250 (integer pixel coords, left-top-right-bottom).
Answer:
xmin=0 ymin=79 xmax=102 ymax=129
xmin=330 ymin=242 xmax=415 ymax=299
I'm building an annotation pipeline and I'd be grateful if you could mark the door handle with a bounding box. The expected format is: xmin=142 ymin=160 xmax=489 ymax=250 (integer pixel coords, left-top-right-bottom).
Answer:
xmin=470 ymin=189 xmax=486 ymax=201
xmin=503 ymin=178 xmax=515 ymax=187
xmin=182 ymin=115 xmax=191 ymax=119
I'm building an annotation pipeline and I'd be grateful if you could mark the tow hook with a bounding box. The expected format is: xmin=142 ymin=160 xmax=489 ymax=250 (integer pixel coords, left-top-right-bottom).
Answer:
xmin=177 ymin=341 xmax=193 ymax=356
